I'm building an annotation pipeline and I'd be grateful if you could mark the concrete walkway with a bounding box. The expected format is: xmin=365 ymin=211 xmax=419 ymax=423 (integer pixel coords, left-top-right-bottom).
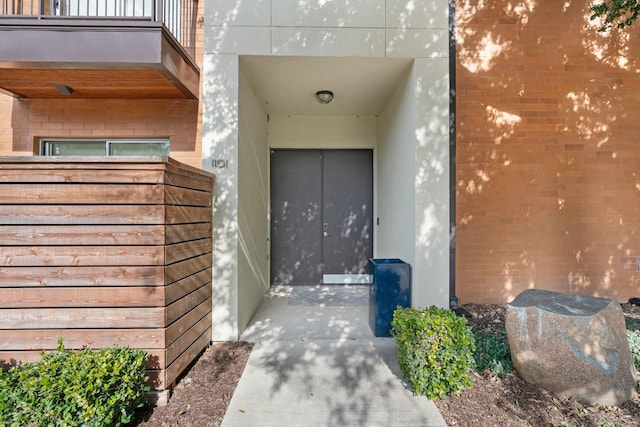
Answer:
xmin=221 ymin=286 xmax=446 ymax=427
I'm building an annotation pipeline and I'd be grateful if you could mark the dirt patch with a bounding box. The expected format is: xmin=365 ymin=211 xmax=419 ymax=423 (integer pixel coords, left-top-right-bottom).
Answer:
xmin=134 ymin=304 xmax=639 ymax=426
xmin=135 ymin=341 xmax=253 ymax=427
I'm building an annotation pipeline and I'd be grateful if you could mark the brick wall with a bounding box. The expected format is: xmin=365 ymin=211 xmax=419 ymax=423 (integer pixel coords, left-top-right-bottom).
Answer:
xmin=0 ymin=98 xmax=201 ymax=168
xmin=456 ymin=1 xmax=640 ymax=303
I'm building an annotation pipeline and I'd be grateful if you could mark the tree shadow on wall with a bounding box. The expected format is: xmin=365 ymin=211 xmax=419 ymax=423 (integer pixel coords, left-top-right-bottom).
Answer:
xmin=455 ymin=0 xmax=640 ymax=303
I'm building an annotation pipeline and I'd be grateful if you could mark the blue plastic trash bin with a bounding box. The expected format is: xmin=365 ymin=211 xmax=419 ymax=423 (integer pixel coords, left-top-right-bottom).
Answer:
xmin=368 ymin=258 xmax=411 ymax=337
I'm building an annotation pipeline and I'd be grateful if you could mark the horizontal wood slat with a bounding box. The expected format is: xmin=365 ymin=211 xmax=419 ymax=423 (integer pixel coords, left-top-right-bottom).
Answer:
xmin=0 ymin=273 xmax=212 ymax=308
xmin=165 ymin=206 xmax=210 ymax=224
xmin=165 ymin=268 xmax=213 ymax=305
xmin=165 ymin=223 xmax=211 ymax=244
xmin=165 ymin=298 xmax=211 ymax=345
xmin=164 ymin=185 xmax=212 ymax=207
xmin=0 ymin=246 xmax=165 ymax=266
xmin=0 ymin=158 xmax=171 ymax=171
xmin=0 ymin=169 xmax=165 ymax=184
xmin=0 ymin=286 xmax=165 ymax=308
xmin=165 ymin=313 xmax=212 ymax=366
xmin=165 ymin=283 xmax=212 ymax=326
xmin=165 ymin=166 xmax=214 ymax=192
xmin=0 ymin=183 xmax=165 ymax=204
xmin=0 ymin=329 xmax=165 ymax=351
xmin=0 ymin=205 xmax=164 ymax=225
xmin=165 ymin=238 xmax=212 ymax=265
xmin=0 ymin=225 xmax=166 ymax=246
xmin=0 ymin=307 xmax=166 ymax=329
xmin=0 ymin=266 xmax=164 ymax=287
xmin=0 ymin=313 xmax=213 ymax=352
xmin=164 ymin=328 xmax=212 ymax=388
xmin=0 ymin=351 xmax=43 ymax=370
xmin=0 ymin=157 xmax=214 ymax=392
xmin=165 ymin=254 xmax=211 ymax=284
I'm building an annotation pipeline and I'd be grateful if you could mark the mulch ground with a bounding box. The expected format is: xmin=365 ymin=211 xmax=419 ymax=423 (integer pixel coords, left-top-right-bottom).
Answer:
xmin=134 ymin=342 xmax=253 ymax=427
xmin=134 ymin=303 xmax=640 ymax=426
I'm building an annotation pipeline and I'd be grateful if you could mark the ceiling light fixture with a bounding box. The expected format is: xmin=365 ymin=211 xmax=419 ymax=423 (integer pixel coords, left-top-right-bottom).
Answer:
xmin=315 ymin=90 xmax=333 ymax=104
xmin=55 ymin=85 xmax=74 ymax=96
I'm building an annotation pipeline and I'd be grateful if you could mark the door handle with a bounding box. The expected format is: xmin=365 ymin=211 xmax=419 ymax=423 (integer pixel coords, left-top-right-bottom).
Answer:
xmin=323 ymin=231 xmax=331 ymax=237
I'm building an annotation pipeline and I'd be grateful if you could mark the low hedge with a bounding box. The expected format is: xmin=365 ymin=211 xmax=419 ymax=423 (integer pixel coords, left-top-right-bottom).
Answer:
xmin=391 ymin=306 xmax=475 ymax=399
xmin=0 ymin=340 xmax=149 ymax=426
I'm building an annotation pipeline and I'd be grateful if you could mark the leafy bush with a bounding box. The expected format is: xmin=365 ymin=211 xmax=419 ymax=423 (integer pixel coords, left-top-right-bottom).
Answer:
xmin=0 ymin=340 xmax=149 ymax=426
xmin=626 ymin=317 xmax=640 ymax=331
xmin=629 ymin=331 xmax=640 ymax=368
xmin=391 ymin=306 xmax=475 ymax=399
xmin=473 ymin=331 xmax=513 ymax=377
xmin=625 ymin=317 xmax=639 ymax=391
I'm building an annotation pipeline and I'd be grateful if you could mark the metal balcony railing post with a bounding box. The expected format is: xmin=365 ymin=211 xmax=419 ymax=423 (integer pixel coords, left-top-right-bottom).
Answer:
xmin=155 ymin=0 xmax=163 ymax=23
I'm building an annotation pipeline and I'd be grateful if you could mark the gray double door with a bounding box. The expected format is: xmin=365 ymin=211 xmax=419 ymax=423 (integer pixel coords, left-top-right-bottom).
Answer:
xmin=270 ymin=149 xmax=373 ymax=285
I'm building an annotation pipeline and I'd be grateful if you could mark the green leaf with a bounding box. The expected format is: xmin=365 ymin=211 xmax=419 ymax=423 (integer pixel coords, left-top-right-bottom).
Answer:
xmin=0 ymin=341 xmax=148 ymax=426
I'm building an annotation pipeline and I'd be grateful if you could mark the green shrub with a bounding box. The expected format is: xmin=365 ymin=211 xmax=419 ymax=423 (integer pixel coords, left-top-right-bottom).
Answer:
xmin=625 ymin=317 xmax=639 ymax=391
xmin=391 ymin=306 xmax=475 ymax=399
xmin=0 ymin=340 xmax=149 ymax=426
xmin=626 ymin=317 xmax=640 ymax=331
xmin=629 ymin=331 xmax=640 ymax=369
xmin=472 ymin=331 xmax=513 ymax=377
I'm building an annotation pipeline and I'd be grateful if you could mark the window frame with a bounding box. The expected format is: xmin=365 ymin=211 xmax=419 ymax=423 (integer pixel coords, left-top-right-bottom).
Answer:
xmin=39 ymin=138 xmax=170 ymax=157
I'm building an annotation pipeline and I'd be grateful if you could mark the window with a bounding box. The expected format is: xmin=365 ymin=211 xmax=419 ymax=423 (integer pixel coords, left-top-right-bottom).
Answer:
xmin=40 ymin=139 xmax=170 ymax=157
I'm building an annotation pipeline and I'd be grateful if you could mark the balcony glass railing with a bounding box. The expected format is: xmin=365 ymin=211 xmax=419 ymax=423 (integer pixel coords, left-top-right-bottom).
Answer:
xmin=0 ymin=0 xmax=197 ymax=58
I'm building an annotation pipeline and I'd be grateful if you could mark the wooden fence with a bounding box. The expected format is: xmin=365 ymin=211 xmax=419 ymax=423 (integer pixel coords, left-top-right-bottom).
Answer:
xmin=0 ymin=156 xmax=214 ymax=393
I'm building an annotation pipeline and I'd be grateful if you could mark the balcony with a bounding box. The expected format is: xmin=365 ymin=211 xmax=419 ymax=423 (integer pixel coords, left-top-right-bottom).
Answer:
xmin=0 ymin=0 xmax=199 ymax=99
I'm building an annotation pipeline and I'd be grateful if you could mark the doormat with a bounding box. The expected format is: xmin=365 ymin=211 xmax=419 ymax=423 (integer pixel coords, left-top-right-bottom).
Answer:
xmin=288 ymin=285 xmax=369 ymax=307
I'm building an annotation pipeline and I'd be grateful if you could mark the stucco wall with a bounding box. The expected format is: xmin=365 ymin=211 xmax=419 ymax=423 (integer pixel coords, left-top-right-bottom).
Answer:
xmin=237 ymin=69 xmax=270 ymax=331
xmin=413 ymin=57 xmax=451 ymax=308
xmin=456 ymin=1 xmax=640 ymax=303
xmin=203 ymin=54 xmax=239 ymax=340
xmin=376 ymin=67 xmax=416 ymax=279
xmin=268 ymin=116 xmax=377 ymax=150
xmin=204 ymin=0 xmax=451 ymax=340
xmin=375 ymin=58 xmax=450 ymax=309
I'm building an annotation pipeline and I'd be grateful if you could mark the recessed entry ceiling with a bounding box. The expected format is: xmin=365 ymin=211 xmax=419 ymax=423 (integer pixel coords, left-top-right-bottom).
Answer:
xmin=240 ymin=56 xmax=414 ymax=116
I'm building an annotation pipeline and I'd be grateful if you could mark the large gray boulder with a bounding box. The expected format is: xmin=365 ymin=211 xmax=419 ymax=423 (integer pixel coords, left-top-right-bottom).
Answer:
xmin=505 ymin=289 xmax=637 ymax=406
